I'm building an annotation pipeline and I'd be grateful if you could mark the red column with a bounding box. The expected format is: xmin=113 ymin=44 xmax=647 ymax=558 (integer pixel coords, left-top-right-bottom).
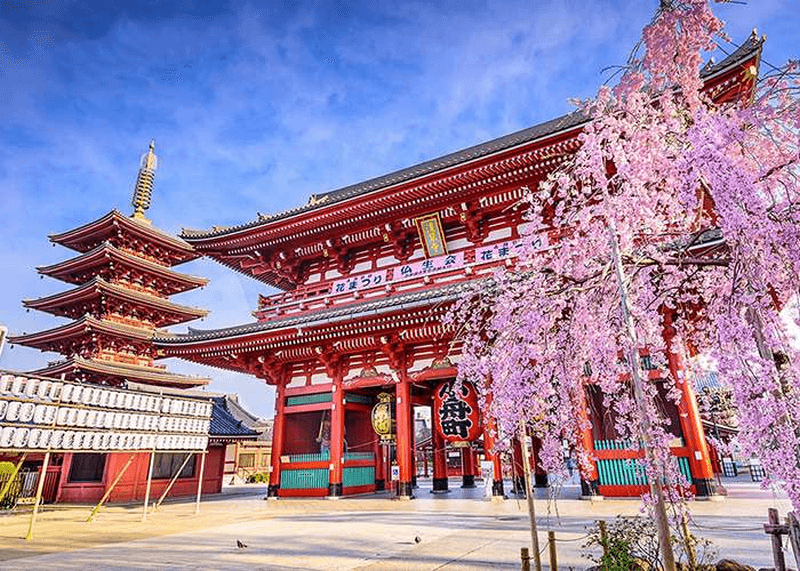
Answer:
xmin=267 ymin=382 xmax=286 ymax=497
xmin=395 ymin=376 xmax=413 ymax=497
xmin=431 ymin=419 xmax=449 ymax=492
xmin=482 ymin=423 xmax=504 ymax=496
xmin=373 ymin=438 xmax=385 ymax=491
xmin=531 ymin=437 xmax=549 ymax=488
xmin=482 ymin=394 xmax=504 ymax=497
xmin=461 ymin=446 xmax=476 ymax=488
xmin=329 ymin=379 xmax=345 ymax=497
xmin=511 ymin=437 xmax=525 ymax=494
xmin=577 ymin=384 xmax=601 ymax=497
xmin=663 ymin=314 xmax=716 ymax=497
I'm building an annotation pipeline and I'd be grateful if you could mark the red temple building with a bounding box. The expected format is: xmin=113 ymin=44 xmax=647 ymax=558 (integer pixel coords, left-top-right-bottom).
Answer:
xmin=5 ymin=142 xmax=255 ymax=505
xmin=155 ymin=38 xmax=763 ymax=499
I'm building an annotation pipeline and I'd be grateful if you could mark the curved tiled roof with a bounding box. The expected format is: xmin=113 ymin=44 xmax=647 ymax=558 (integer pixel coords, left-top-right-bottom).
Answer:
xmin=180 ymin=36 xmax=763 ymax=243
xmin=155 ymin=278 xmax=481 ymax=346
xmin=209 ymin=396 xmax=259 ymax=439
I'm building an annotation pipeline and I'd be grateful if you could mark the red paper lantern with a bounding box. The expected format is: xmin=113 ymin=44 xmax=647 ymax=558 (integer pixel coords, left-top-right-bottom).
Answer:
xmin=433 ymin=380 xmax=481 ymax=444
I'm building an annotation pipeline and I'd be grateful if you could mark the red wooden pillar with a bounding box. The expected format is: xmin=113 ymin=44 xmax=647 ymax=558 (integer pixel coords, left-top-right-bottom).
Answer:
xmin=395 ymin=376 xmax=413 ymax=497
xmin=431 ymin=418 xmax=449 ymax=493
xmin=373 ymin=438 xmax=385 ymax=491
xmin=329 ymin=378 xmax=345 ymax=497
xmin=461 ymin=446 xmax=476 ymax=488
xmin=531 ymin=438 xmax=549 ymax=488
xmin=267 ymin=382 xmax=287 ymax=497
xmin=482 ymin=394 xmax=505 ymax=497
xmin=511 ymin=437 xmax=525 ymax=494
xmin=577 ymin=384 xmax=601 ymax=497
xmin=482 ymin=424 xmax=504 ymax=496
xmin=663 ymin=313 xmax=716 ymax=497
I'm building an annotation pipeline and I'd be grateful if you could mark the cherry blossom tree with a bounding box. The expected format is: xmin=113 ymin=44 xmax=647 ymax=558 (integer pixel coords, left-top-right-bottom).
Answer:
xmin=448 ymin=1 xmax=799 ymax=568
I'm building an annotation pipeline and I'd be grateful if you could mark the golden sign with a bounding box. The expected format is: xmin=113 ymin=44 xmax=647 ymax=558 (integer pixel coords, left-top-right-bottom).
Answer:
xmin=415 ymin=213 xmax=448 ymax=258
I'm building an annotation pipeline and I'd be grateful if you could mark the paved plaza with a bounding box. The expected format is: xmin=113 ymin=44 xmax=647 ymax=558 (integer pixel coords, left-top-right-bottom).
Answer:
xmin=0 ymin=477 xmax=793 ymax=570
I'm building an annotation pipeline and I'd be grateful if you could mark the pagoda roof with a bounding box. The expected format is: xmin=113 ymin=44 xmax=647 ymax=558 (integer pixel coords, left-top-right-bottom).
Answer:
xmin=29 ymin=356 xmax=209 ymax=389
xmin=37 ymin=241 xmax=208 ymax=294
xmin=50 ymin=210 xmax=199 ymax=264
xmin=8 ymin=314 xmax=153 ymax=352
xmin=180 ymin=36 xmax=763 ymax=245
xmin=156 ymin=278 xmax=474 ymax=346
xmin=23 ymin=277 xmax=208 ymax=327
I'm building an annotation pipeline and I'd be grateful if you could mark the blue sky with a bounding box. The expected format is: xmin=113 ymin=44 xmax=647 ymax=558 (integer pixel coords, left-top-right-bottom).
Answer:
xmin=1 ymin=0 xmax=797 ymax=419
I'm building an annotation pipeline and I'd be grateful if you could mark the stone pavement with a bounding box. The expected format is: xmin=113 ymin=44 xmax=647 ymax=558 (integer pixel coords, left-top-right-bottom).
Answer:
xmin=0 ymin=477 xmax=793 ymax=570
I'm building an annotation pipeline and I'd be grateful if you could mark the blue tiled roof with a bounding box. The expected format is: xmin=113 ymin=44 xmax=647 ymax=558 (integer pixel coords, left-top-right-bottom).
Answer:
xmin=209 ymin=396 xmax=259 ymax=439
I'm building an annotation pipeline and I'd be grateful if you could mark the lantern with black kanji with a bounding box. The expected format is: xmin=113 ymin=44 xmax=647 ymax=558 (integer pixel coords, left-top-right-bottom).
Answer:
xmin=433 ymin=380 xmax=481 ymax=445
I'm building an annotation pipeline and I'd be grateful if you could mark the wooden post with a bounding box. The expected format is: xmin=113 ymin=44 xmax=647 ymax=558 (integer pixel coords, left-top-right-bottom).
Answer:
xmin=86 ymin=454 xmax=137 ymax=522
xmin=680 ymin=514 xmax=697 ymax=571
xmin=548 ymin=530 xmax=557 ymax=571
xmin=195 ymin=450 xmax=206 ymax=515
xmin=609 ymin=227 xmax=676 ymax=571
xmin=24 ymin=451 xmax=50 ymax=541
xmin=787 ymin=512 xmax=800 ymax=571
xmin=519 ymin=420 xmax=542 ymax=571
xmin=0 ymin=453 xmax=27 ymax=505
xmin=766 ymin=508 xmax=787 ymax=571
xmin=141 ymin=450 xmax=155 ymax=522
xmin=598 ymin=520 xmax=609 ymax=559
xmin=153 ymin=453 xmax=193 ymax=512
xmin=521 ymin=547 xmax=531 ymax=571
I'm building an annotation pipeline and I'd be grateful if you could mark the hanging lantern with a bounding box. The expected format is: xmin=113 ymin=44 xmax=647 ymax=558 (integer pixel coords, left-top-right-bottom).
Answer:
xmin=433 ymin=380 xmax=481 ymax=446
xmin=371 ymin=392 xmax=396 ymax=443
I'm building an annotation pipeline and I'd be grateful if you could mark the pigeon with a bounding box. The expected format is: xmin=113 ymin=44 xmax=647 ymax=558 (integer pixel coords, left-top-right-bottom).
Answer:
xmin=236 ymin=540 xmax=248 ymax=548
xmin=414 ymin=536 xmax=421 ymax=544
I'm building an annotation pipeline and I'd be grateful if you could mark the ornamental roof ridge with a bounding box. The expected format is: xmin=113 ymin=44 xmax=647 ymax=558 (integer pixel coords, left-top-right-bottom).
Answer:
xmin=50 ymin=209 xmax=199 ymax=261
xmin=36 ymin=240 xmax=209 ymax=287
xmin=179 ymin=35 xmax=763 ymax=244
xmin=8 ymin=314 xmax=154 ymax=346
xmin=30 ymin=356 xmax=210 ymax=387
xmin=23 ymin=276 xmax=209 ymax=320
xmin=180 ymin=110 xmax=587 ymax=242
xmin=154 ymin=278 xmax=485 ymax=345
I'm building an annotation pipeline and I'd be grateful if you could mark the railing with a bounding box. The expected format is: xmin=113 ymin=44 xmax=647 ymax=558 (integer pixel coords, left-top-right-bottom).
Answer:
xmin=287 ymin=451 xmax=330 ymax=463
xmin=0 ymin=473 xmax=22 ymax=509
xmin=344 ymin=452 xmax=374 ymax=462
xmin=594 ymin=439 xmax=642 ymax=450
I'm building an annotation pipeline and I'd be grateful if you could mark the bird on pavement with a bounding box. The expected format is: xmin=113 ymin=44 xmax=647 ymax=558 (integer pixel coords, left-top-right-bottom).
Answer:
xmin=236 ymin=540 xmax=248 ymax=548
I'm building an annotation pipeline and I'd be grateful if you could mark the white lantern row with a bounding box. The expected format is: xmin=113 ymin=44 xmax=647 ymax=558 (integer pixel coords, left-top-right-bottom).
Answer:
xmin=0 ymin=425 xmax=208 ymax=451
xmin=0 ymin=403 xmax=211 ymax=435
xmin=0 ymin=375 xmax=212 ymax=419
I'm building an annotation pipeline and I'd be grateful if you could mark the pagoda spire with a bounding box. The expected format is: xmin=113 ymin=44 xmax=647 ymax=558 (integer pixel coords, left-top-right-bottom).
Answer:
xmin=131 ymin=139 xmax=158 ymax=222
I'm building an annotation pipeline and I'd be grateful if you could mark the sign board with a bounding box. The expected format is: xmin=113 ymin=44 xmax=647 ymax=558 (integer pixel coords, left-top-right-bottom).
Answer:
xmin=391 ymin=464 xmax=400 ymax=481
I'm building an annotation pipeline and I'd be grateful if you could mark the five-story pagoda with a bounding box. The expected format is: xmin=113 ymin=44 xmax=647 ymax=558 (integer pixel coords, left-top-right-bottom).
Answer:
xmin=10 ymin=142 xmax=209 ymax=388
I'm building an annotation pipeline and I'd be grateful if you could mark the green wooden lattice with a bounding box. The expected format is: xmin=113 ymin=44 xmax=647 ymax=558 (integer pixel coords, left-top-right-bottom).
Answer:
xmin=343 ymin=466 xmax=375 ymax=487
xmin=281 ymin=468 xmax=329 ymax=489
